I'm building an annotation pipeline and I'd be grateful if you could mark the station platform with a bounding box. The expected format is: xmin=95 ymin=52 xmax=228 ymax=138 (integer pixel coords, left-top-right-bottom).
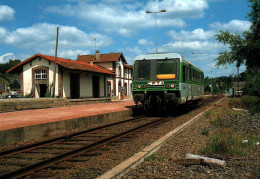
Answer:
xmin=0 ymin=100 xmax=136 ymax=145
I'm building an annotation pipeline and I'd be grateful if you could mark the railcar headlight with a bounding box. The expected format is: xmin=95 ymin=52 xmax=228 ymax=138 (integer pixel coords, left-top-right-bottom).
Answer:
xmin=165 ymin=84 xmax=169 ymax=89
xmin=143 ymin=85 xmax=146 ymax=89
xmin=137 ymin=84 xmax=142 ymax=89
xmin=170 ymin=84 xmax=175 ymax=88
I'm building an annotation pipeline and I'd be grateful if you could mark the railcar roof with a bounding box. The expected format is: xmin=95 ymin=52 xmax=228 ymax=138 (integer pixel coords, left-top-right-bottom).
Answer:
xmin=134 ymin=52 xmax=182 ymax=61
xmin=134 ymin=52 xmax=203 ymax=73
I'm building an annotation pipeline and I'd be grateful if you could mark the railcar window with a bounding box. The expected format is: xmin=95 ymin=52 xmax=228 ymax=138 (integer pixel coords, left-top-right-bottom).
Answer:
xmin=157 ymin=59 xmax=177 ymax=75
xmin=188 ymin=68 xmax=191 ymax=81
xmin=183 ymin=65 xmax=186 ymax=82
xmin=134 ymin=60 xmax=151 ymax=80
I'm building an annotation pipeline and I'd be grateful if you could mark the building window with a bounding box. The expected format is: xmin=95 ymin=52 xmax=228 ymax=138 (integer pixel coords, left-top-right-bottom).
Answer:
xmin=118 ymin=66 xmax=121 ymax=78
xmin=35 ymin=70 xmax=47 ymax=79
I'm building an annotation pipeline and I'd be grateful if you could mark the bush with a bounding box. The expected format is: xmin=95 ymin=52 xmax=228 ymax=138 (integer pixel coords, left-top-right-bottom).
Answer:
xmin=45 ymin=92 xmax=52 ymax=98
xmin=243 ymin=68 xmax=260 ymax=97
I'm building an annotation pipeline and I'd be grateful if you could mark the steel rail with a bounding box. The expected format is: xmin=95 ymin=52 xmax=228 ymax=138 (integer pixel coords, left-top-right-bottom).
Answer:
xmin=0 ymin=117 xmax=164 ymax=179
xmin=0 ymin=115 xmax=145 ymax=158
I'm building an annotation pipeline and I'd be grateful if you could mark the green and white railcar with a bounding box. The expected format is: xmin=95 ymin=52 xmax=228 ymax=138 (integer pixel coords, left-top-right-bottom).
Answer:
xmin=132 ymin=52 xmax=204 ymax=110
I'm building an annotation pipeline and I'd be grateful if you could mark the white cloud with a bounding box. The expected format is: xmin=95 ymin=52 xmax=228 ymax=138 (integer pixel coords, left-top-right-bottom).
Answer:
xmin=145 ymin=0 xmax=208 ymax=18
xmin=0 ymin=53 xmax=16 ymax=63
xmin=161 ymin=19 xmax=251 ymax=77
xmin=167 ymin=28 xmax=214 ymax=41
xmin=0 ymin=5 xmax=15 ymax=22
xmin=161 ymin=40 xmax=224 ymax=55
xmin=45 ymin=0 xmax=210 ymax=36
xmin=125 ymin=46 xmax=142 ymax=55
xmin=58 ymin=49 xmax=90 ymax=60
xmin=138 ymin=39 xmax=153 ymax=46
xmin=0 ymin=23 xmax=112 ymax=59
xmin=209 ymin=20 xmax=251 ymax=34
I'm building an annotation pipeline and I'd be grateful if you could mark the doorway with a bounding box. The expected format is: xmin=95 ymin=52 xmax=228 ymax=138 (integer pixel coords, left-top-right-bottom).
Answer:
xmin=92 ymin=76 xmax=100 ymax=98
xmin=70 ymin=73 xmax=80 ymax=99
xmin=39 ymin=84 xmax=47 ymax=97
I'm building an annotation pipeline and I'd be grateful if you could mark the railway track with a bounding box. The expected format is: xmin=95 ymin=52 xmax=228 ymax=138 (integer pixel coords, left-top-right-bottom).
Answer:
xmin=0 ymin=115 xmax=169 ymax=178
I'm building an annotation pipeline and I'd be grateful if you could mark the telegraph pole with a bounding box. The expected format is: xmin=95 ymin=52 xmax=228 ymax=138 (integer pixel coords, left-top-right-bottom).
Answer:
xmin=52 ymin=26 xmax=59 ymax=98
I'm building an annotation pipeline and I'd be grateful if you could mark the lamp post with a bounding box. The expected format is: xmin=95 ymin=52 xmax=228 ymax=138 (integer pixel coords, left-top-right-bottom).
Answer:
xmin=192 ymin=52 xmax=202 ymax=62
xmin=146 ymin=9 xmax=166 ymax=53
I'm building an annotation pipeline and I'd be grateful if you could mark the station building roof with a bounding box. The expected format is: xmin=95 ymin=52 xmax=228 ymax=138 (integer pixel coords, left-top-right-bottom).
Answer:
xmin=6 ymin=54 xmax=115 ymax=76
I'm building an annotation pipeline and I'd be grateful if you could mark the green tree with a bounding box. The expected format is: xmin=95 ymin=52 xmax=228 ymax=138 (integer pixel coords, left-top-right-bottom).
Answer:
xmin=243 ymin=68 xmax=260 ymax=97
xmin=214 ymin=0 xmax=260 ymax=69
xmin=0 ymin=59 xmax=21 ymax=74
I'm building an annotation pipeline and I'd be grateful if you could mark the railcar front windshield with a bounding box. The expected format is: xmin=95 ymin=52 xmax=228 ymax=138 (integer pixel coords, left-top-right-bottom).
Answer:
xmin=134 ymin=60 xmax=151 ymax=80
xmin=157 ymin=59 xmax=177 ymax=74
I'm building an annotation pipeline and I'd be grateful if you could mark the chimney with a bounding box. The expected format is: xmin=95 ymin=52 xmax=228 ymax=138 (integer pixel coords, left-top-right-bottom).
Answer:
xmin=90 ymin=59 xmax=94 ymax=66
xmin=95 ymin=50 xmax=100 ymax=60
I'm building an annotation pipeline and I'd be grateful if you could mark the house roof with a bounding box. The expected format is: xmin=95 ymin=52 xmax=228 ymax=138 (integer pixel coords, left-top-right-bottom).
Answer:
xmin=124 ymin=64 xmax=133 ymax=69
xmin=77 ymin=52 xmax=126 ymax=64
xmin=6 ymin=54 xmax=115 ymax=76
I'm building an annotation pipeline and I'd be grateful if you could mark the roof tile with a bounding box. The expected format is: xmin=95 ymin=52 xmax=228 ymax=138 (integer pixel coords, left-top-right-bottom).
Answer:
xmin=77 ymin=52 xmax=126 ymax=63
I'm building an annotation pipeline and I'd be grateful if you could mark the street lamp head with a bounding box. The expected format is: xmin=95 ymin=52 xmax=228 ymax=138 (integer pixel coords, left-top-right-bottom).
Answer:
xmin=146 ymin=11 xmax=152 ymax=13
xmin=160 ymin=9 xmax=166 ymax=12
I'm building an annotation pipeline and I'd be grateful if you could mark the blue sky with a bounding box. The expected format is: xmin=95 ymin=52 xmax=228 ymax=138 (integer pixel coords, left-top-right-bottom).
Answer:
xmin=0 ymin=0 xmax=251 ymax=77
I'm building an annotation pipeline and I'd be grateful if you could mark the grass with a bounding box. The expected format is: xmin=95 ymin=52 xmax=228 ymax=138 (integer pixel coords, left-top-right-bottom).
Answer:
xmin=201 ymin=98 xmax=259 ymax=157
xmin=202 ymin=129 xmax=247 ymax=156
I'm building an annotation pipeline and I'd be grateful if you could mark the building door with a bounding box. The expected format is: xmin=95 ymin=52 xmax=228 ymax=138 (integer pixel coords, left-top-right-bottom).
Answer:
xmin=70 ymin=73 xmax=80 ymax=99
xmin=92 ymin=76 xmax=100 ymax=98
xmin=39 ymin=84 xmax=47 ymax=97
xmin=124 ymin=82 xmax=127 ymax=96
xmin=118 ymin=81 xmax=122 ymax=100
xmin=107 ymin=81 xmax=111 ymax=97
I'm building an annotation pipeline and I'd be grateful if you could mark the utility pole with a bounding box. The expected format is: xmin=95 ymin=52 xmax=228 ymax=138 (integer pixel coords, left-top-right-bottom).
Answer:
xmin=52 ymin=26 xmax=59 ymax=98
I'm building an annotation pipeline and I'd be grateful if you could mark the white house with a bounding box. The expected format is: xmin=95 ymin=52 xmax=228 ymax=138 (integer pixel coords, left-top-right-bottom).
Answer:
xmin=7 ymin=54 xmax=115 ymax=98
xmin=77 ymin=50 xmax=133 ymax=100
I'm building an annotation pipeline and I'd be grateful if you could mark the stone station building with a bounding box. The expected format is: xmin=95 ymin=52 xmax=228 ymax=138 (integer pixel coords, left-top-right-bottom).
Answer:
xmin=7 ymin=51 xmax=132 ymax=100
